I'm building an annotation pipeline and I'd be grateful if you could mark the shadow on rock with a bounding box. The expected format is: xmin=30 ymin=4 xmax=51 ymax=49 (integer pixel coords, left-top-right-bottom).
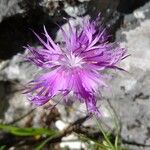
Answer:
xmin=0 ymin=7 xmax=67 ymax=60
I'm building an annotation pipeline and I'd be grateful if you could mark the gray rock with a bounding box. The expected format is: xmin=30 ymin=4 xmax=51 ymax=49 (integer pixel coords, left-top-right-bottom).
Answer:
xmin=0 ymin=53 xmax=38 ymax=82
xmin=0 ymin=53 xmax=60 ymax=127
xmin=0 ymin=0 xmax=23 ymax=22
xmin=111 ymin=1 xmax=150 ymax=149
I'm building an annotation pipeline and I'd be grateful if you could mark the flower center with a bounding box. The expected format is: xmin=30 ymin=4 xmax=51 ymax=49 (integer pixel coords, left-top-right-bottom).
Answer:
xmin=66 ymin=53 xmax=84 ymax=67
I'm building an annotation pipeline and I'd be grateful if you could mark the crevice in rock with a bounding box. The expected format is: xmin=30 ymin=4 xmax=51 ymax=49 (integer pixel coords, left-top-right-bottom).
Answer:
xmin=0 ymin=1 xmax=68 ymax=60
xmin=0 ymin=81 xmax=12 ymax=119
xmin=0 ymin=9 xmax=57 ymax=60
xmin=117 ymin=0 xmax=150 ymax=14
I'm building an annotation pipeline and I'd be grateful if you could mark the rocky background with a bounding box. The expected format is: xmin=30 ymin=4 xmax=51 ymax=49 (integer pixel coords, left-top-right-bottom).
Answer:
xmin=0 ymin=0 xmax=150 ymax=150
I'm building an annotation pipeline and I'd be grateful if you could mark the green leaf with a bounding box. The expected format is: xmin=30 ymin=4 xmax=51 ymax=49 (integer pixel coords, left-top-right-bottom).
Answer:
xmin=0 ymin=124 xmax=56 ymax=137
xmin=0 ymin=145 xmax=6 ymax=150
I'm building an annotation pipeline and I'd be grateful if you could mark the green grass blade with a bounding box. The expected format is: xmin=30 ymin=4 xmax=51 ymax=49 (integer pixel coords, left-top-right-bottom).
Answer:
xmin=35 ymin=136 xmax=54 ymax=150
xmin=0 ymin=124 xmax=56 ymax=137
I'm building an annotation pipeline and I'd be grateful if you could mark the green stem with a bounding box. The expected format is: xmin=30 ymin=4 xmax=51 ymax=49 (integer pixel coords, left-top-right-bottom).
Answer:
xmin=93 ymin=116 xmax=116 ymax=150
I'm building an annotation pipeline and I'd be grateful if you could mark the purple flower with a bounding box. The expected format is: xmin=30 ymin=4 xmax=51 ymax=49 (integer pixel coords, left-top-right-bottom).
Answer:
xmin=24 ymin=17 xmax=128 ymax=116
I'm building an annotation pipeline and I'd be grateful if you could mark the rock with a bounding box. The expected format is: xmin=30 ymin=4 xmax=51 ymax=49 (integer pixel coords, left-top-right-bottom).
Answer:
xmin=0 ymin=0 xmax=23 ymax=22
xmin=0 ymin=53 xmax=38 ymax=82
xmin=64 ymin=2 xmax=87 ymax=17
xmin=0 ymin=81 xmax=11 ymax=119
xmin=109 ymin=1 xmax=150 ymax=149
xmin=0 ymin=53 xmax=60 ymax=126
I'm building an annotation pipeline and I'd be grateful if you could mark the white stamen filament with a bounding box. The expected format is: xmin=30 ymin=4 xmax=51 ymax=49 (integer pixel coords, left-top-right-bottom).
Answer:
xmin=66 ymin=53 xmax=84 ymax=67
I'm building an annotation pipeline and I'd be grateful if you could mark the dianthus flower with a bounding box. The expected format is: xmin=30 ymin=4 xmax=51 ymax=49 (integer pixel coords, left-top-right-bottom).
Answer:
xmin=24 ymin=16 xmax=128 ymax=116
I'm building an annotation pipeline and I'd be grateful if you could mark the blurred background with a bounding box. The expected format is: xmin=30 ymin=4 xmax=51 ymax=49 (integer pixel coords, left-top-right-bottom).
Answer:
xmin=0 ymin=0 xmax=150 ymax=149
